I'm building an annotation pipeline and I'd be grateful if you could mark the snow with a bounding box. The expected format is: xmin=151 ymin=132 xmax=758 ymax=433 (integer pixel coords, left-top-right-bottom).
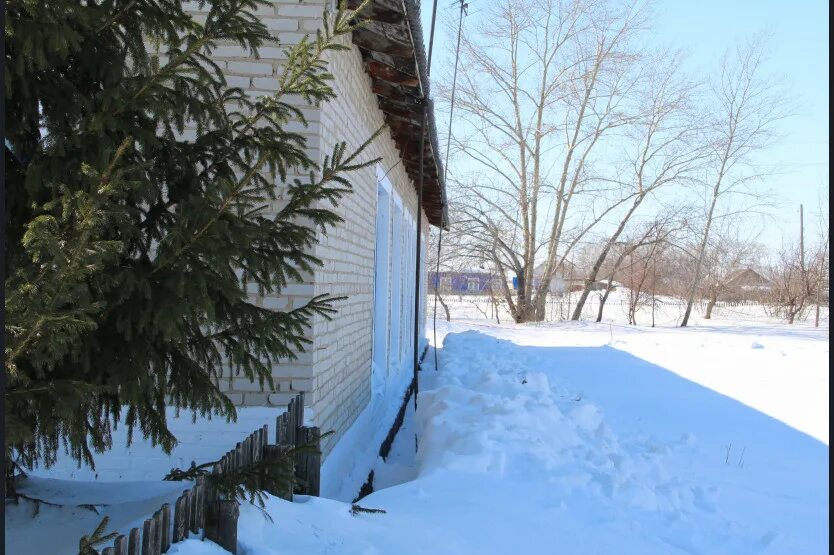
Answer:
xmin=319 ymin=358 xmax=414 ymax=502
xmin=23 ymin=407 xmax=293 ymax=482
xmin=6 ymin=294 xmax=828 ymax=554
xmin=176 ymin=312 xmax=826 ymax=554
xmin=5 ymin=477 xmax=189 ymax=554
xmin=5 ymin=407 xmax=291 ymax=554
xmin=436 ymin=287 xmax=829 ymax=331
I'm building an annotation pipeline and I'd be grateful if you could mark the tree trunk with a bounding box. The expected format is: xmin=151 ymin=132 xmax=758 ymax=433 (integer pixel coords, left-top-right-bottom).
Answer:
xmin=520 ymin=301 xmax=539 ymax=323
xmin=596 ymin=281 xmax=615 ymax=322
xmin=572 ymin=197 xmax=643 ymax=320
xmin=704 ymin=294 xmax=717 ymax=319
xmin=681 ymin=217 xmax=714 ymax=327
xmin=533 ymin=293 xmax=548 ymax=322
xmin=512 ymin=274 xmax=536 ymax=323
xmin=682 ymin=149 xmax=731 ymax=327
xmin=572 ymin=280 xmax=594 ymax=321
xmin=436 ymin=294 xmax=451 ymax=322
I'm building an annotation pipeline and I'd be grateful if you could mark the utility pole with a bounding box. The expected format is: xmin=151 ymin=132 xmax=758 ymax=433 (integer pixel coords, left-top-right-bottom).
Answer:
xmin=799 ymin=203 xmax=820 ymax=327
xmin=800 ymin=204 xmax=805 ymax=274
xmin=799 ymin=203 xmax=807 ymax=306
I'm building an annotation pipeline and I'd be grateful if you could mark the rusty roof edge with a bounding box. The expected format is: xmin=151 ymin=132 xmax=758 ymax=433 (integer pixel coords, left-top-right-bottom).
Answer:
xmin=401 ymin=0 xmax=449 ymax=229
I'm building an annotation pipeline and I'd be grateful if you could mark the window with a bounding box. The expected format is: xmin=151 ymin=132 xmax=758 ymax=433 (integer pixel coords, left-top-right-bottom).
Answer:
xmin=440 ymin=277 xmax=452 ymax=293
xmin=467 ymin=278 xmax=480 ymax=292
xmin=373 ymin=165 xmax=420 ymax=380
xmin=388 ymin=201 xmax=403 ymax=370
xmin=372 ymin=166 xmax=392 ymax=386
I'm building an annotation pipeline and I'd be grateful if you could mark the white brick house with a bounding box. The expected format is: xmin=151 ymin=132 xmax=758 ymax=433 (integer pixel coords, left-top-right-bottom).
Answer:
xmin=32 ymin=0 xmax=446 ymax=485
xmin=200 ymin=0 xmax=448 ymax=457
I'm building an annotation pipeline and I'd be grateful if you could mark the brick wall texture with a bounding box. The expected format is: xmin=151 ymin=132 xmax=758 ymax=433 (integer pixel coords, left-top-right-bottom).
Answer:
xmin=188 ymin=0 xmax=430 ymax=457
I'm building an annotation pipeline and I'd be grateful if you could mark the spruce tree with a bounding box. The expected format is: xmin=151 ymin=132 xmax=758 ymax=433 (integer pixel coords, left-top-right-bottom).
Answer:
xmin=5 ymin=0 xmax=375 ymax=475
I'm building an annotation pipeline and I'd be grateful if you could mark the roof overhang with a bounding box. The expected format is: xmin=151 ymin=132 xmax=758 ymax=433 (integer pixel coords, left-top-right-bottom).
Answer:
xmin=348 ymin=0 xmax=448 ymax=229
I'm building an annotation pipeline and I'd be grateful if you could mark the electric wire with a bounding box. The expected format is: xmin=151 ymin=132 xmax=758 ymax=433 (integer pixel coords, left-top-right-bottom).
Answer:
xmin=433 ymin=0 xmax=468 ymax=372
xmin=413 ymin=0 xmax=441 ymax=410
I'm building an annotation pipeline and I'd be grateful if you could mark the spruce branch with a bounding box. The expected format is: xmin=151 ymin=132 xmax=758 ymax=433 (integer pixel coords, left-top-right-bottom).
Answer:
xmin=5 ymin=0 xmax=376 ymax=475
xmin=77 ymin=516 xmax=118 ymax=555
xmin=5 ymin=137 xmax=133 ymax=372
xmin=164 ymin=430 xmax=334 ymax=510
xmin=350 ymin=504 xmax=387 ymax=516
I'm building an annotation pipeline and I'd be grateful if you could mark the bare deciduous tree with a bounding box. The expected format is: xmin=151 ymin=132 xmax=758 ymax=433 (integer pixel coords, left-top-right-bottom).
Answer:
xmin=446 ymin=0 xmax=650 ymax=323
xmin=698 ymin=225 xmax=762 ymax=319
xmin=809 ymin=196 xmax=830 ymax=327
xmin=595 ymin=214 xmax=680 ymax=321
xmin=571 ymin=50 xmax=702 ymax=319
xmin=766 ymin=206 xmax=828 ymax=325
xmin=768 ymin=242 xmax=811 ymax=324
xmin=620 ymin=235 xmax=667 ymax=325
xmin=680 ymin=35 xmax=788 ymax=326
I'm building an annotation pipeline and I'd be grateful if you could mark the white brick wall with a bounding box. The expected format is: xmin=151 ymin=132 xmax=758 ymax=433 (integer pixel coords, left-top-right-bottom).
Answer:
xmin=194 ymin=1 xmax=430 ymax=456
xmin=313 ymin=32 xmax=427 ymax=456
xmin=34 ymin=0 xmax=431 ymax=482
xmin=182 ymin=1 xmax=326 ymax=407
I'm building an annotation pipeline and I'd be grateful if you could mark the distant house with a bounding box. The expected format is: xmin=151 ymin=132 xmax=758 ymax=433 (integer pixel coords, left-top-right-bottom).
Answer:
xmin=430 ymin=270 xmax=500 ymax=295
xmin=724 ymin=268 xmax=773 ymax=301
xmin=508 ymin=261 xmax=600 ymax=295
xmin=726 ymin=268 xmax=772 ymax=289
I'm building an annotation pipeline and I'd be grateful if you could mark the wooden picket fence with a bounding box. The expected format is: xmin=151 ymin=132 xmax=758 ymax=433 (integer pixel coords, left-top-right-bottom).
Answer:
xmin=99 ymin=393 xmax=320 ymax=555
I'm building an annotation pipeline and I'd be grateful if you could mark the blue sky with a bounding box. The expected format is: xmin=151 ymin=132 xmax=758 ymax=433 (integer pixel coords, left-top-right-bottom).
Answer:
xmin=421 ymin=0 xmax=829 ymax=248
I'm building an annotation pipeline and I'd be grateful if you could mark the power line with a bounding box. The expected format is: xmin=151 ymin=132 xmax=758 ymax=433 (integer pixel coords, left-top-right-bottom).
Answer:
xmin=413 ymin=0 xmax=442 ymax=410
xmin=433 ymin=0 xmax=468 ymax=373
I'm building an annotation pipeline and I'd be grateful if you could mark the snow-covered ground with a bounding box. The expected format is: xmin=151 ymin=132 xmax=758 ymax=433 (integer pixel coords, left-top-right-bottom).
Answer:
xmin=177 ymin=306 xmax=827 ymax=554
xmin=6 ymin=295 xmax=829 ymax=554
xmin=431 ymin=288 xmax=829 ymax=330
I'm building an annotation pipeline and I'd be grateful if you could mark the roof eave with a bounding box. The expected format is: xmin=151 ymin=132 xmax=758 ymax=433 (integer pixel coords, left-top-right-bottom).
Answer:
xmin=348 ymin=0 xmax=449 ymax=229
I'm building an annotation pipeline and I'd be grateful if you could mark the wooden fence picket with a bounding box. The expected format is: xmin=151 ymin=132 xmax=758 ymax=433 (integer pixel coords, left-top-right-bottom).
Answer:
xmin=113 ymin=534 xmax=127 ymax=555
xmin=297 ymin=391 xmax=304 ymax=428
xmin=286 ymin=398 xmax=295 ymax=447
xmin=184 ymin=490 xmax=194 ymax=539
xmin=189 ymin=486 xmax=200 ymax=534
xmin=262 ymin=444 xmax=293 ymax=501
xmin=277 ymin=413 xmax=289 ymax=445
xmin=295 ymin=426 xmax=321 ymax=496
xmin=153 ymin=509 xmax=163 ymax=554
xmin=198 ymin=480 xmax=207 ymax=532
xmin=128 ymin=527 xmax=140 ymax=555
xmin=173 ymin=494 xmax=187 ymax=543
xmin=161 ymin=504 xmax=171 ymax=552
xmin=97 ymin=393 xmax=316 ymax=555
xmin=141 ymin=518 xmax=154 ymax=555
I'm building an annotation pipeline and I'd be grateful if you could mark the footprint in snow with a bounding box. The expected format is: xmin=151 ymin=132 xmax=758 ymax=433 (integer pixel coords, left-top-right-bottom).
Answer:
xmin=692 ymin=485 xmax=719 ymax=513
xmin=751 ymin=341 xmax=765 ymax=349
xmin=760 ymin=530 xmax=780 ymax=548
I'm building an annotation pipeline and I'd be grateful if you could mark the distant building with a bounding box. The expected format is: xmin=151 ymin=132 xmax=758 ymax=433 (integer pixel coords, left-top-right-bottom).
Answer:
xmin=726 ymin=268 xmax=772 ymax=289
xmin=724 ymin=268 xmax=773 ymax=301
xmin=430 ymin=270 xmax=501 ymax=295
xmin=508 ymin=261 xmax=603 ymax=295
